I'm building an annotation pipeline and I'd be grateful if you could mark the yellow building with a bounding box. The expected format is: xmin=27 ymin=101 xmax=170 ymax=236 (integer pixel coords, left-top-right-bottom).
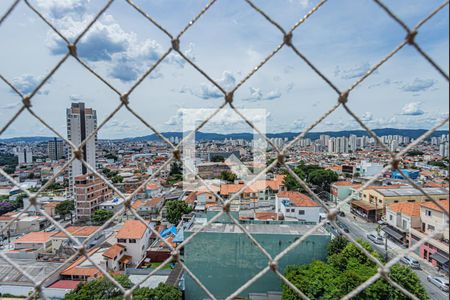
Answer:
xmin=352 ymin=187 xmax=448 ymax=222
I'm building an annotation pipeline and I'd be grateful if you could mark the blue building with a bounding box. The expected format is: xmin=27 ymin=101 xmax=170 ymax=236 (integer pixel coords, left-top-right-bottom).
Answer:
xmin=391 ymin=169 xmax=420 ymax=180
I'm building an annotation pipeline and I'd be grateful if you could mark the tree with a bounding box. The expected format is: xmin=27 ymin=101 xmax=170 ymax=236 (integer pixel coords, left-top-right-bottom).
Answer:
xmin=221 ymin=171 xmax=237 ymax=182
xmin=406 ymin=150 xmax=424 ymax=157
xmin=92 ymin=209 xmax=114 ymax=225
xmin=0 ymin=153 xmax=18 ymax=174
xmin=167 ymin=163 xmax=183 ymax=185
xmin=111 ymin=175 xmax=123 ymax=184
xmin=169 ymin=162 xmax=182 ymax=176
xmin=282 ymin=239 xmax=429 ymax=300
xmin=12 ymin=193 xmax=26 ymax=209
xmin=211 ymin=156 xmax=225 ymax=162
xmin=64 ymin=275 xmax=132 ymax=300
xmin=327 ymin=236 xmax=348 ymax=256
xmin=64 ymin=275 xmax=181 ymax=300
xmin=166 ymin=200 xmax=192 ymax=225
xmin=308 ymin=169 xmax=339 ymax=191
xmin=283 ymin=167 xmax=306 ymax=191
xmin=105 ymin=153 xmax=118 ymax=162
xmin=55 ymin=200 xmax=75 ymax=221
xmin=146 ymin=283 xmax=182 ymax=300
xmin=0 ymin=201 xmax=16 ymax=215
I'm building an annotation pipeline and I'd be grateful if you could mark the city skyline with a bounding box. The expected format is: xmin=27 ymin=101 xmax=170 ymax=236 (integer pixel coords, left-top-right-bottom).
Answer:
xmin=0 ymin=0 xmax=448 ymax=139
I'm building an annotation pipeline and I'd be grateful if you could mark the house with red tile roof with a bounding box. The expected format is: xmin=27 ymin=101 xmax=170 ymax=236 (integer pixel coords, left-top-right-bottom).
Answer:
xmin=114 ymin=220 xmax=152 ymax=266
xmin=51 ymin=226 xmax=101 ymax=253
xmin=134 ymin=198 xmax=165 ymax=217
xmin=410 ymin=200 xmax=449 ymax=271
xmin=102 ymin=243 xmax=130 ymax=272
xmin=277 ymin=191 xmax=320 ymax=223
xmin=13 ymin=232 xmax=56 ymax=252
xmin=384 ymin=202 xmax=422 ymax=245
xmin=219 ymin=175 xmax=286 ymax=209
xmin=60 ymin=247 xmax=103 ymax=281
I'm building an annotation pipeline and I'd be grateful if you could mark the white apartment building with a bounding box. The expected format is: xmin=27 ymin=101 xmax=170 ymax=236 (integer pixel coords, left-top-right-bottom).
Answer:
xmin=355 ymin=160 xmax=384 ymax=177
xmin=67 ymin=102 xmax=97 ymax=197
xmin=276 ymin=191 xmax=321 ymax=223
xmin=14 ymin=146 xmax=33 ymax=164
xmin=103 ymin=220 xmax=152 ymax=270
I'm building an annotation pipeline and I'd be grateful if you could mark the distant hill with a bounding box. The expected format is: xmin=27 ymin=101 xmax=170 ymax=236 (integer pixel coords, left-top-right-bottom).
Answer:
xmin=119 ymin=128 xmax=449 ymax=142
xmin=0 ymin=128 xmax=448 ymax=144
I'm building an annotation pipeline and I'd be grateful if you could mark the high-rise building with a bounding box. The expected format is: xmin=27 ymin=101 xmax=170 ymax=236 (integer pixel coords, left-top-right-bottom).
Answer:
xmin=328 ymin=138 xmax=335 ymax=153
xmin=390 ymin=140 xmax=399 ymax=152
xmin=337 ymin=137 xmax=348 ymax=153
xmin=74 ymin=173 xmax=112 ymax=221
xmin=67 ymin=102 xmax=97 ymax=197
xmin=14 ymin=146 xmax=33 ymax=164
xmin=349 ymin=135 xmax=357 ymax=152
xmin=439 ymin=142 xmax=449 ymax=158
xmin=47 ymin=138 xmax=65 ymax=161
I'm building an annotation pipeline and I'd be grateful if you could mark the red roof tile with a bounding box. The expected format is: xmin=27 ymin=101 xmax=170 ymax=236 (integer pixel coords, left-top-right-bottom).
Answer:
xmin=278 ymin=191 xmax=319 ymax=207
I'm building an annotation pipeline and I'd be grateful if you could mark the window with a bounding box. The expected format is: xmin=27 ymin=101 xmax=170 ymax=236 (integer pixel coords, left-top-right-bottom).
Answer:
xmin=129 ymin=239 xmax=137 ymax=243
xmin=117 ymin=239 xmax=126 ymax=243
xmin=298 ymin=210 xmax=305 ymax=215
xmin=389 ymin=215 xmax=393 ymax=221
xmin=427 ymin=224 xmax=435 ymax=231
xmin=426 ymin=210 xmax=432 ymax=217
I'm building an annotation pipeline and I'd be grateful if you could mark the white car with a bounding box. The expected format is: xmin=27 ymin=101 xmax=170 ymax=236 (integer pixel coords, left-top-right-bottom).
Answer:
xmin=427 ymin=275 xmax=449 ymax=292
xmin=367 ymin=233 xmax=384 ymax=245
xmin=400 ymin=256 xmax=420 ymax=269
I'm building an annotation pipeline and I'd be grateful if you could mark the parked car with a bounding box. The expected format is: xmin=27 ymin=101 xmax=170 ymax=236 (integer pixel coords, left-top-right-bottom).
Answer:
xmin=377 ymin=218 xmax=386 ymax=225
xmin=367 ymin=233 xmax=384 ymax=245
xmin=427 ymin=276 xmax=449 ymax=292
xmin=400 ymin=256 xmax=420 ymax=269
xmin=337 ymin=221 xmax=350 ymax=233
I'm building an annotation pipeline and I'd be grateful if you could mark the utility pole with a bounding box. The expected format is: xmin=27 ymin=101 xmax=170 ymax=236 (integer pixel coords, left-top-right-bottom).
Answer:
xmin=384 ymin=230 xmax=389 ymax=262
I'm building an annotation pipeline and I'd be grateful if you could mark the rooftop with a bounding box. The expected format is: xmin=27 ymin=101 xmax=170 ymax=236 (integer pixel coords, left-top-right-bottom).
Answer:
xmin=116 ymin=220 xmax=149 ymax=239
xmin=375 ymin=187 xmax=449 ymax=197
xmin=53 ymin=226 xmax=100 ymax=238
xmin=102 ymin=243 xmax=125 ymax=259
xmin=47 ymin=280 xmax=81 ymax=289
xmin=421 ymin=200 xmax=449 ymax=213
xmin=278 ymin=191 xmax=319 ymax=207
xmin=187 ymin=222 xmax=327 ymax=235
xmin=387 ymin=202 xmax=422 ymax=217
xmin=14 ymin=232 xmax=56 ymax=244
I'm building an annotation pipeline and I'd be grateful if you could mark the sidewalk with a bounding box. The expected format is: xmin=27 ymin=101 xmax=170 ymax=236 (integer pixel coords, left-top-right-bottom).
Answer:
xmin=409 ymin=252 xmax=448 ymax=277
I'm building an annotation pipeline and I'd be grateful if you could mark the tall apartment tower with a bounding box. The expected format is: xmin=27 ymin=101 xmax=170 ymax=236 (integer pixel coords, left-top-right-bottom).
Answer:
xmin=67 ymin=102 xmax=97 ymax=197
xmin=47 ymin=138 xmax=65 ymax=161
xmin=14 ymin=146 xmax=33 ymax=164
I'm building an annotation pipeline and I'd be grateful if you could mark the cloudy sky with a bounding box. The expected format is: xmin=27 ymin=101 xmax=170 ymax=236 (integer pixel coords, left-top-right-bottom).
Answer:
xmin=0 ymin=0 xmax=448 ymax=139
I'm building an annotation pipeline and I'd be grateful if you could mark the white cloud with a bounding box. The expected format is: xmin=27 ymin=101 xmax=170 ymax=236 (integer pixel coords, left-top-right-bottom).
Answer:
xmin=400 ymin=102 xmax=425 ymax=116
xmin=36 ymin=0 xmax=88 ymax=19
xmin=176 ymin=71 xmax=237 ymax=100
xmin=334 ymin=63 xmax=372 ymax=80
xmin=40 ymin=2 xmax=188 ymax=83
xmin=361 ymin=112 xmax=373 ymax=122
xmin=400 ymin=78 xmax=436 ymax=93
xmin=11 ymin=74 xmax=50 ymax=95
xmin=243 ymin=87 xmax=282 ymax=101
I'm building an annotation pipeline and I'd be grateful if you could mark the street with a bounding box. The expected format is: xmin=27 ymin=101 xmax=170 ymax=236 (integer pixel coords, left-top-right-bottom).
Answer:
xmin=337 ymin=215 xmax=448 ymax=300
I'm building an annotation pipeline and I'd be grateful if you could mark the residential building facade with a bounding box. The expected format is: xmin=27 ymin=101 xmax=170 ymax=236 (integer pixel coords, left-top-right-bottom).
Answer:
xmin=67 ymin=102 xmax=97 ymax=197
xmin=74 ymin=173 xmax=112 ymax=221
